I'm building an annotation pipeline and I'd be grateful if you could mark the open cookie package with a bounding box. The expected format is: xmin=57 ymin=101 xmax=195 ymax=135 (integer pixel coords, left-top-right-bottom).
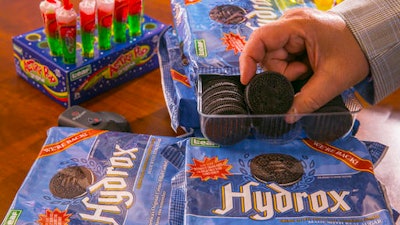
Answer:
xmin=197 ymin=73 xmax=364 ymax=145
xmin=161 ymin=0 xmax=370 ymax=145
xmin=155 ymin=0 xmax=399 ymax=222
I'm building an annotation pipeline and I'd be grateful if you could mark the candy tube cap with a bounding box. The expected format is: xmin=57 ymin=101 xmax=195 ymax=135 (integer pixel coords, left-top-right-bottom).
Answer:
xmin=63 ymin=0 xmax=73 ymax=10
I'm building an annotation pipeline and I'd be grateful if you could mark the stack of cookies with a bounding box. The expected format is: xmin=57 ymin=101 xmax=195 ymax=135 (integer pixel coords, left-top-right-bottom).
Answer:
xmin=201 ymin=75 xmax=251 ymax=145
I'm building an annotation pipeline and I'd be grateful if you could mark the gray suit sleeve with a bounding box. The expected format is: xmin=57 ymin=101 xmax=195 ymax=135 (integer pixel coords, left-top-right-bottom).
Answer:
xmin=330 ymin=0 xmax=400 ymax=104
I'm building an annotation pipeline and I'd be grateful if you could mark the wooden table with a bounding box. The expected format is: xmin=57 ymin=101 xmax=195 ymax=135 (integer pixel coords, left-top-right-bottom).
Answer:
xmin=0 ymin=0 xmax=399 ymax=222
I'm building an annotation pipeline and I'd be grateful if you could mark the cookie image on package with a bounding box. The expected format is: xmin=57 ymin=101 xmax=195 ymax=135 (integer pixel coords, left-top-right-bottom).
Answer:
xmin=301 ymin=95 xmax=353 ymax=142
xmin=49 ymin=166 xmax=95 ymax=199
xmin=209 ymin=5 xmax=247 ymax=25
xmin=250 ymin=153 xmax=304 ymax=186
xmin=245 ymin=71 xmax=294 ymax=114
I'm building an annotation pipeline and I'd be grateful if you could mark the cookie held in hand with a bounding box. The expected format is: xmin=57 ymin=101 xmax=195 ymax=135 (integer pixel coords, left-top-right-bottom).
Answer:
xmin=245 ymin=71 xmax=294 ymax=114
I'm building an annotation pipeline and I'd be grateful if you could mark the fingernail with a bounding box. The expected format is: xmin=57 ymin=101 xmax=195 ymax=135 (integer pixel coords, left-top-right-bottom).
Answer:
xmin=285 ymin=107 xmax=301 ymax=124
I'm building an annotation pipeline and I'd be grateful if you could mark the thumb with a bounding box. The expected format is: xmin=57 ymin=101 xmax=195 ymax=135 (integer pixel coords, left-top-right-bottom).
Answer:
xmin=285 ymin=74 xmax=342 ymax=123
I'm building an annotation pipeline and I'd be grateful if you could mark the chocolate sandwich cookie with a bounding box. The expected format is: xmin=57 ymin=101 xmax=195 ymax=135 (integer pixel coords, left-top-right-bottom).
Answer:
xmin=201 ymin=75 xmax=246 ymax=115
xmin=301 ymin=95 xmax=353 ymax=142
xmin=201 ymin=75 xmax=244 ymax=93
xmin=250 ymin=153 xmax=304 ymax=186
xmin=203 ymin=105 xmax=251 ymax=145
xmin=209 ymin=5 xmax=247 ymax=25
xmin=200 ymin=75 xmax=250 ymax=145
xmin=202 ymin=86 xmax=244 ymax=104
xmin=202 ymin=85 xmax=244 ymax=103
xmin=245 ymin=72 xmax=294 ymax=115
xmin=49 ymin=166 xmax=95 ymax=199
xmin=253 ymin=117 xmax=296 ymax=139
xmin=202 ymin=96 xmax=246 ymax=115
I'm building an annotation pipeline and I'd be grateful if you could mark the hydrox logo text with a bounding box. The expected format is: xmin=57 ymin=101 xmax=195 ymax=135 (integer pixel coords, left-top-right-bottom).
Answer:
xmin=213 ymin=181 xmax=351 ymax=220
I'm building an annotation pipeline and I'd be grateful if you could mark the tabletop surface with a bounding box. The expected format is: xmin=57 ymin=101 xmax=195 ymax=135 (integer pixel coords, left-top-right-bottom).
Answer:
xmin=1 ymin=0 xmax=400 ymax=222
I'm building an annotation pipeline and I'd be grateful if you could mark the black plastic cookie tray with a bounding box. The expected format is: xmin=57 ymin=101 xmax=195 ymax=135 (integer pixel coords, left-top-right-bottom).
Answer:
xmin=197 ymin=74 xmax=363 ymax=145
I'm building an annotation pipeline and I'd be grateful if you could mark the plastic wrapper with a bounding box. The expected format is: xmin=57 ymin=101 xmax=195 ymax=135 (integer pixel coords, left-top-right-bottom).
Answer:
xmin=170 ymin=0 xmax=315 ymax=86
xmin=159 ymin=27 xmax=200 ymax=131
xmin=2 ymin=127 xmax=398 ymax=224
xmin=161 ymin=0 xmax=375 ymax=139
xmin=2 ymin=127 xmax=182 ymax=225
xmin=168 ymin=136 xmax=397 ymax=225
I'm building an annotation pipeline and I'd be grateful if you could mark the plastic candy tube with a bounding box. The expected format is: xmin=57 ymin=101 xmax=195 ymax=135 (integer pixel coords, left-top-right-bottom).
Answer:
xmin=40 ymin=0 xmax=63 ymax=56
xmin=114 ymin=0 xmax=129 ymax=43
xmin=79 ymin=0 xmax=96 ymax=58
xmin=128 ymin=0 xmax=142 ymax=37
xmin=56 ymin=0 xmax=77 ymax=64
xmin=97 ymin=0 xmax=115 ymax=50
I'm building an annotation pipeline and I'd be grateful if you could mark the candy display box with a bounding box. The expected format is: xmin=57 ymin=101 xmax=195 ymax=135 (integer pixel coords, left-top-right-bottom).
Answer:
xmin=12 ymin=15 xmax=167 ymax=107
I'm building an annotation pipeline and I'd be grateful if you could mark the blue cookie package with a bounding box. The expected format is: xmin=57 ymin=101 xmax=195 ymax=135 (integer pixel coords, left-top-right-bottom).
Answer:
xmin=159 ymin=27 xmax=200 ymax=131
xmin=159 ymin=0 xmax=376 ymax=134
xmin=2 ymin=127 xmax=398 ymax=224
xmin=170 ymin=0 xmax=315 ymax=85
xmin=167 ymin=136 xmax=398 ymax=225
xmin=159 ymin=0 xmax=316 ymax=131
xmin=2 ymin=127 xmax=182 ymax=225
